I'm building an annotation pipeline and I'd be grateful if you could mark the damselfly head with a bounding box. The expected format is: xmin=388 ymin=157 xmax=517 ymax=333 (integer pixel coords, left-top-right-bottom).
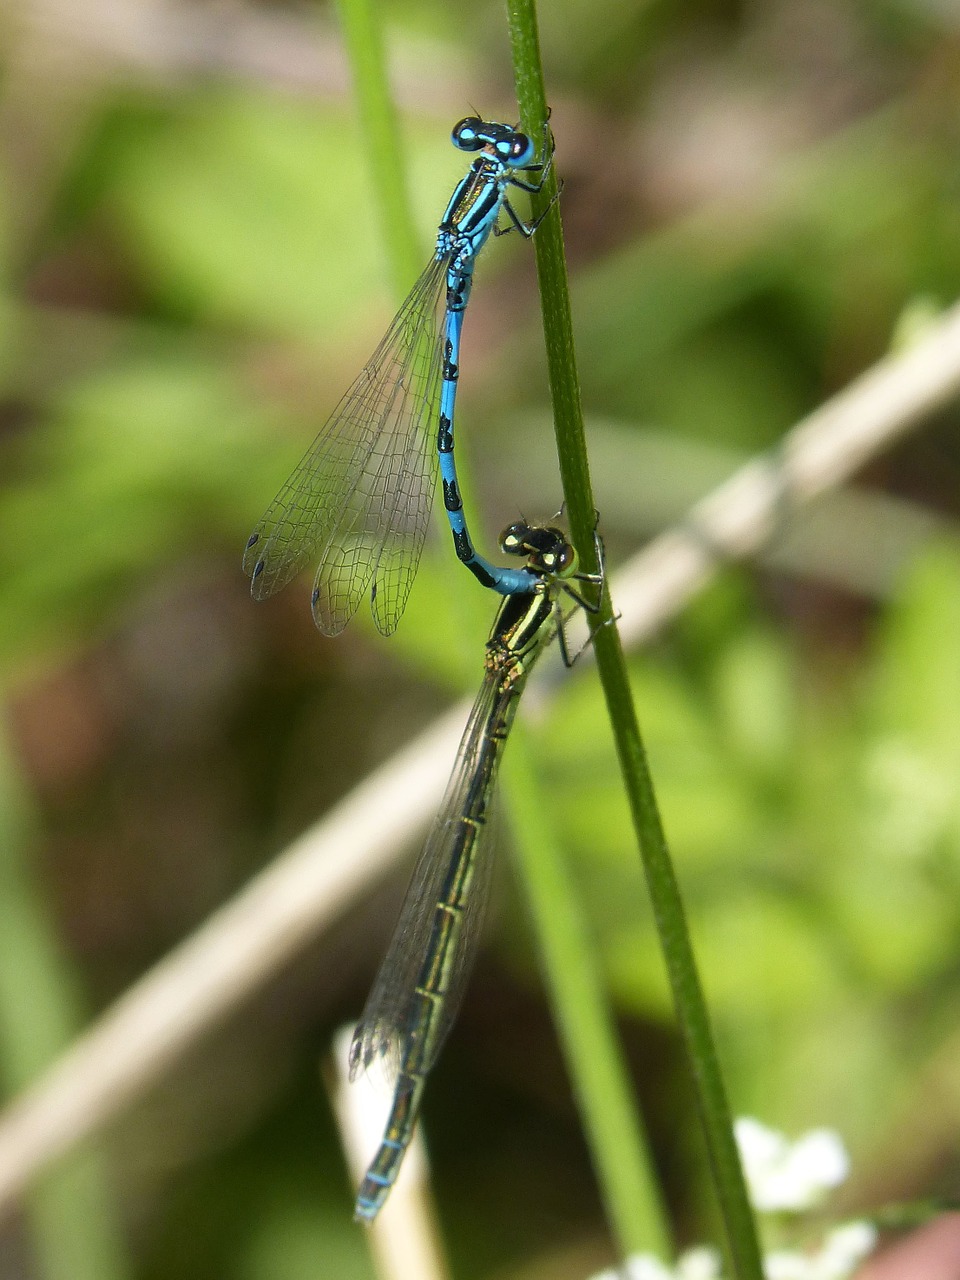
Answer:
xmin=499 ymin=521 xmax=578 ymax=577
xmin=451 ymin=118 xmax=535 ymax=167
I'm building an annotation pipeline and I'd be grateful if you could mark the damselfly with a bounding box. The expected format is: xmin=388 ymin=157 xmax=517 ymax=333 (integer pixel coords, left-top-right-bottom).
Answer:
xmin=243 ymin=116 xmax=558 ymax=636
xmin=349 ymin=521 xmax=602 ymax=1221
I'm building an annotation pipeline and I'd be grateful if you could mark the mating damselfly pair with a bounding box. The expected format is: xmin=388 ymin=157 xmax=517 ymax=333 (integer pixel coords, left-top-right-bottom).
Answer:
xmin=243 ymin=112 xmax=605 ymax=1222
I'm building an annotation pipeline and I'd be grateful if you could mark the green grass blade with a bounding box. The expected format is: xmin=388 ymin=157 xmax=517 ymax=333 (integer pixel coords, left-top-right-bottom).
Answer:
xmin=334 ymin=0 xmax=421 ymax=293
xmin=505 ymin=2 xmax=766 ymax=1276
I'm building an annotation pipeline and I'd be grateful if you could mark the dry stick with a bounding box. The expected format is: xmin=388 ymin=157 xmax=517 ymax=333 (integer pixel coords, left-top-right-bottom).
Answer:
xmin=1 ymin=303 xmax=960 ymax=1215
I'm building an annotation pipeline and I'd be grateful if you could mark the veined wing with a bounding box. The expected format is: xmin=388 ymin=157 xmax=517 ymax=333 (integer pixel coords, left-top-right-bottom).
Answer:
xmin=350 ymin=668 xmax=511 ymax=1081
xmin=243 ymin=254 xmax=447 ymax=636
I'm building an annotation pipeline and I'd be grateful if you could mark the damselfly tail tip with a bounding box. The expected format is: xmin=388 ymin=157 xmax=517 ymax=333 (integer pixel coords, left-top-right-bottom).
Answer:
xmin=354 ymin=1176 xmax=390 ymax=1224
xmin=353 ymin=1201 xmax=377 ymax=1225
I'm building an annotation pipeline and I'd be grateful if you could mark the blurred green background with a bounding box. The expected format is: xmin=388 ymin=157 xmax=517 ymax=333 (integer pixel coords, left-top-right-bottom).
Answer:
xmin=1 ymin=0 xmax=960 ymax=1277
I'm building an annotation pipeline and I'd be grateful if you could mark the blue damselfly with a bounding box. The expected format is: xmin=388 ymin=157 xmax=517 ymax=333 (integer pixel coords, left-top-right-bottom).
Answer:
xmin=243 ymin=116 xmax=558 ymax=636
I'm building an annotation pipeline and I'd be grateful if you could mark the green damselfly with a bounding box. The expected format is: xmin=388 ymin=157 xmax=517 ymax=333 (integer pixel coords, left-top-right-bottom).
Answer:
xmin=349 ymin=520 xmax=603 ymax=1221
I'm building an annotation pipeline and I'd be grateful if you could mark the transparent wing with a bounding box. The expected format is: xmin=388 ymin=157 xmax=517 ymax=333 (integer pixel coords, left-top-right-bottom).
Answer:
xmin=349 ymin=670 xmax=510 ymax=1081
xmin=243 ymin=254 xmax=447 ymax=636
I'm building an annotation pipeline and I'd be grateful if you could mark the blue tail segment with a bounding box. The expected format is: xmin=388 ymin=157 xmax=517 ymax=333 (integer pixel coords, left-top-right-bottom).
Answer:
xmin=430 ymin=114 xmax=558 ymax=599
xmin=437 ymin=272 xmax=536 ymax=596
xmin=353 ymin=1077 xmax=422 ymax=1222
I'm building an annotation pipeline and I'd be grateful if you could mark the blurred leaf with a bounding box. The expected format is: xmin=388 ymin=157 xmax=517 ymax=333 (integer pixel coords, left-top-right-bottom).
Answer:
xmin=0 ymin=353 xmax=283 ymax=672
xmin=693 ymin=887 xmax=843 ymax=1017
xmin=854 ymin=539 xmax=960 ymax=870
xmin=867 ymin=540 xmax=960 ymax=779
xmin=546 ymin=655 xmax=770 ymax=875
xmin=111 ymin=92 xmax=385 ymax=336
xmin=566 ymin=108 xmax=956 ymax=453
xmin=825 ymin=852 xmax=956 ymax=988
xmin=710 ymin=625 xmax=795 ymax=781
xmin=109 ymin=90 xmax=464 ymax=341
xmin=233 ymin=1186 xmax=372 ymax=1280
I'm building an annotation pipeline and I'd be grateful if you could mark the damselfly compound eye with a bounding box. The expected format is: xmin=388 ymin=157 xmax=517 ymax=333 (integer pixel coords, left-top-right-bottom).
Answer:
xmin=452 ymin=117 xmax=483 ymax=150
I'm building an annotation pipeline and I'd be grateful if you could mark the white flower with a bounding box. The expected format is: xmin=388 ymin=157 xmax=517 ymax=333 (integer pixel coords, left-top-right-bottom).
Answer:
xmin=764 ymin=1251 xmax=814 ymax=1280
xmin=589 ymin=1258 xmax=672 ymax=1280
xmin=817 ymin=1222 xmax=878 ymax=1276
xmin=676 ymin=1247 xmax=723 ymax=1279
xmin=763 ymin=1221 xmax=877 ymax=1280
xmin=735 ymin=1117 xmax=849 ymax=1212
xmin=587 ymin=1247 xmax=723 ymax=1280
